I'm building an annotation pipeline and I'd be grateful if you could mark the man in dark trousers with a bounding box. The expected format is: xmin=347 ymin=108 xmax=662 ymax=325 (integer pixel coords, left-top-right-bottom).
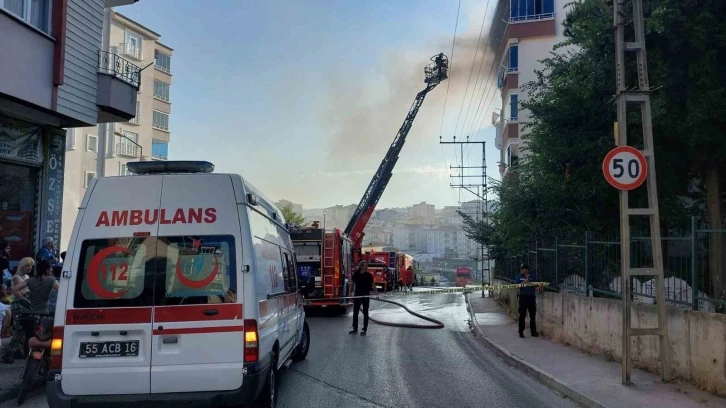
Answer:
xmin=515 ymin=264 xmax=540 ymax=338
xmin=349 ymin=261 xmax=377 ymax=336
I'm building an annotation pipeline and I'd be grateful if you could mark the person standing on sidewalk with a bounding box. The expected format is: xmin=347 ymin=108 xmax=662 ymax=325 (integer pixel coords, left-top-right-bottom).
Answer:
xmin=349 ymin=261 xmax=377 ymax=336
xmin=516 ymin=264 xmax=539 ymax=338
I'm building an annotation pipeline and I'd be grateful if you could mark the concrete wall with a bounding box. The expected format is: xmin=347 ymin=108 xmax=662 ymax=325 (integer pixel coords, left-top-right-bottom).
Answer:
xmin=491 ymin=279 xmax=726 ymax=396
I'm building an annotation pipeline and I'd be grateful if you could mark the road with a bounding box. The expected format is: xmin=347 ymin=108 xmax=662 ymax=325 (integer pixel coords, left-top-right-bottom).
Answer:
xmin=8 ymin=291 xmax=577 ymax=408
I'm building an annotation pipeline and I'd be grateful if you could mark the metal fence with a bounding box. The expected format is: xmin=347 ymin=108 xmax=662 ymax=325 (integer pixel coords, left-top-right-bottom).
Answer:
xmin=495 ymin=217 xmax=726 ymax=313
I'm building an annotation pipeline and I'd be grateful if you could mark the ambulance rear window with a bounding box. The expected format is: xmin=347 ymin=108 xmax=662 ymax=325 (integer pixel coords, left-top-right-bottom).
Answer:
xmin=73 ymin=235 xmax=237 ymax=308
xmin=156 ymin=235 xmax=237 ymax=305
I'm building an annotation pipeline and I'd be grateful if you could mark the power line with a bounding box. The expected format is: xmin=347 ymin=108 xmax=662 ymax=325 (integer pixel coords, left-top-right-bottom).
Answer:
xmin=452 ymin=0 xmax=492 ymax=139
xmin=438 ymin=0 xmax=462 ymax=139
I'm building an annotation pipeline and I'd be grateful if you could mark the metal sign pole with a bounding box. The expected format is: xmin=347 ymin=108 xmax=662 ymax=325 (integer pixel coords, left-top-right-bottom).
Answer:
xmin=613 ymin=0 xmax=668 ymax=385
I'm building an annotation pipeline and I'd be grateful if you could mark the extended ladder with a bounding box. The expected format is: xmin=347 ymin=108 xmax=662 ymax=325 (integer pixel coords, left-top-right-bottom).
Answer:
xmin=322 ymin=232 xmax=336 ymax=298
xmin=614 ymin=0 xmax=668 ymax=384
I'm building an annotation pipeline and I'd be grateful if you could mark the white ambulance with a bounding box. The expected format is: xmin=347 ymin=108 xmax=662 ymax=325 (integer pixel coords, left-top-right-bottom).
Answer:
xmin=47 ymin=161 xmax=310 ymax=408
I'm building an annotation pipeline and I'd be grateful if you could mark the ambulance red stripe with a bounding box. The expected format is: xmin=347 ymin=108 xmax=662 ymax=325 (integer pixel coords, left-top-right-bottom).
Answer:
xmin=66 ymin=307 xmax=152 ymax=325
xmin=152 ymin=326 xmax=244 ymax=335
xmin=154 ymin=304 xmax=243 ymax=322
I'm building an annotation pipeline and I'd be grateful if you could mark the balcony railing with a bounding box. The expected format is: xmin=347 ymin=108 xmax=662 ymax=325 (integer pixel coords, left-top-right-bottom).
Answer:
xmin=116 ymin=132 xmax=143 ymax=158
xmin=98 ymin=51 xmax=141 ymax=88
xmin=151 ymin=152 xmax=168 ymax=160
xmin=120 ymin=43 xmax=142 ymax=60
xmin=117 ymin=142 xmax=141 ymax=158
xmin=510 ymin=12 xmax=555 ymax=23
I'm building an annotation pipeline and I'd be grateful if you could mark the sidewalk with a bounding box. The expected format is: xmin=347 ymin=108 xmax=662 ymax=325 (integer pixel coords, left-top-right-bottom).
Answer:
xmin=467 ymin=293 xmax=726 ymax=408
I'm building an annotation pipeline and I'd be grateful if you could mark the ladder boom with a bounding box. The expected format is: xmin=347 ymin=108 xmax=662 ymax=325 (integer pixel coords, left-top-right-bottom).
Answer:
xmin=344 ymin=53 xmax=448 ymax=249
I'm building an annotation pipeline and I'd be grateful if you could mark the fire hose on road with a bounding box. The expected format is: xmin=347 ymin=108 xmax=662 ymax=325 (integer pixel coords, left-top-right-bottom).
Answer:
xmin=304 ymin=282 xmax=549 ymax=330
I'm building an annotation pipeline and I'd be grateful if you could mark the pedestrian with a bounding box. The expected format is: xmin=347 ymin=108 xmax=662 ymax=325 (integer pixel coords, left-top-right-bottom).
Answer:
xmin=349 ymin=261 xmax=376 ymax=336
xmin=0 ymin=242 xmax=12 ymax=290
xmin=516 ymin=264 xmax=540 ymax=338
xmin=0 ymin=257 xmax=34 ymax=363
xmin=11 ymin=260 xmax=59 ymax=359
xmin=36 ymin=237 xmax=58 ymax=267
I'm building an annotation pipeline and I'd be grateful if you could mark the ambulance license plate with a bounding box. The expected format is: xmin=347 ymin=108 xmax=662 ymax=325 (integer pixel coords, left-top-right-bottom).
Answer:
xmin=79 ymin=341 xmax=139 ymax=358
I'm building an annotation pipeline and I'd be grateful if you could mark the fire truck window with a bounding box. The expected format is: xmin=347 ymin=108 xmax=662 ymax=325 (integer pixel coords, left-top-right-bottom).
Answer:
xmin=283 ymin=252 xmax=297 ymax=293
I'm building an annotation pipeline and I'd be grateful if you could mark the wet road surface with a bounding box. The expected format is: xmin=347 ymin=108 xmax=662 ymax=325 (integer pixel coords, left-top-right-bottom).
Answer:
xmin=8 ymin=291 xmax=577 ymax=408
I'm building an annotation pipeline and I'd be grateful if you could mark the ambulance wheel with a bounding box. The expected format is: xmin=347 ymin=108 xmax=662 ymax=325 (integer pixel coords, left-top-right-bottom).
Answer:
xmin=251 ymin=354 xmax=277 ymax=408
xmin=292 ymin=321 xmax=310 ymax=362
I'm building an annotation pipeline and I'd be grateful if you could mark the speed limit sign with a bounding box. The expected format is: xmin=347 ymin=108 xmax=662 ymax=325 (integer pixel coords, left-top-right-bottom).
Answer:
xmin=602 ymin=146 xmax=647 ymax=190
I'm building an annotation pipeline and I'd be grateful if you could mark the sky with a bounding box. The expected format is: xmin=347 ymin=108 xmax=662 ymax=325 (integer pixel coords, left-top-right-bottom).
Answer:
xmin=121 ymin=0 xmax=502 ymax=210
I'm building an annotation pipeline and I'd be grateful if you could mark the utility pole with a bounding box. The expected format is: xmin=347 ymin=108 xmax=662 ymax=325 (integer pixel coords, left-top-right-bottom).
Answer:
xmin=613 ymin=0 xmax=668 ymax=384
xmin=440 ymin=137 xmax=490 ymax=291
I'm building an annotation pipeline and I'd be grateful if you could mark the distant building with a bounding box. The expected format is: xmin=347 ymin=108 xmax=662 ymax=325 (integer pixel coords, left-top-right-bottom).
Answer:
xmin=409 ymin=202 xmax=435 ymax=220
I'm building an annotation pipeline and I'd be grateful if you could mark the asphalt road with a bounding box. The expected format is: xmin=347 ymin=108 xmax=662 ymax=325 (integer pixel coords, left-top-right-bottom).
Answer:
xmin=7 ymin=291 xmax=577 ymax=408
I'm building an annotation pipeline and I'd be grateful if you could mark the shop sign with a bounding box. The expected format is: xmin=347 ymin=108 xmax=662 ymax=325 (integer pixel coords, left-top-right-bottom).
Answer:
xmin=0 ymin=118 xmax=42 ymax=165
xmin=41 ymin=130 xmax=65 ymax=253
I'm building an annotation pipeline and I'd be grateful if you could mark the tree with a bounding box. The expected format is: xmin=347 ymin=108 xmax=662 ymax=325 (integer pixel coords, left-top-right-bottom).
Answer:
xmin=476 ymin=0 xmax=726 ymax=296
xmin=280 ymin=204 xmax=305 ymax=226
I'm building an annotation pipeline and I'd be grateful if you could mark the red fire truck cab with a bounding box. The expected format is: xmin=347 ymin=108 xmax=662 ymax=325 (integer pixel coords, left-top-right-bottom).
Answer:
xmin=291 ymin=227 xmax=353 ymax=313
xmin=365 ymin=251 xmax=399 ymax=292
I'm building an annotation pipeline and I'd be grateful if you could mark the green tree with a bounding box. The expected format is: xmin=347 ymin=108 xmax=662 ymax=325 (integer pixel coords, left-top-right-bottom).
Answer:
xmin=280 ymin=204 xmax=305 ymax=226
xmin=471 ymin=0 xmax=726 ymax=294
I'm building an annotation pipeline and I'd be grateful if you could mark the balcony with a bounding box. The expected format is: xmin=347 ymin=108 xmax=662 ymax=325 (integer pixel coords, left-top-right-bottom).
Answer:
xmin=128 ymin=112 xmax=140 ymax=125
xmin=116 ymin=142 xmax=141 ymax=158
xmin=97 ymin=51 xmax=140 ymax=123
xmin=119 ymin=43 xmax=142 ymax=60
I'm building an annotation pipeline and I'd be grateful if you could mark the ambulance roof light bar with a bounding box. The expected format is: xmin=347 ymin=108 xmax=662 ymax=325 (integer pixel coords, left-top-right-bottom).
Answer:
xmin=127 ymin=161 xmax=215 ymax=175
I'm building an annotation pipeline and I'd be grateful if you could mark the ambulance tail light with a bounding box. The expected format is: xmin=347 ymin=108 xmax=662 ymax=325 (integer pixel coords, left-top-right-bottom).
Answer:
xmin=50 ymin=326 xmax=64 ymax=370
xmin=244 ymin=319 xmax=259 ymax=362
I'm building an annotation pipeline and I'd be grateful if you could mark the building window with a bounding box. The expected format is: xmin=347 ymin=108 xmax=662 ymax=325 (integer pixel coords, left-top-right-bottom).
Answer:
xmin=129 ymin=101 xmax=140 ymax=124
xmin=151 ymin=139 xmax=169 ymax=160
xmin=508 ymin=45 xmax=518 ymax=71
xmin=1 ymin=0 xmax=52 ymax=34
xmin=510 ymin=0 xmax=555 ymax=22
xmin=153 ymin=110 xmax=169 ymax=131
xmin=153 ymin=80 xmax=170 ymax=101
xmin=86 ymin=134 xmax=98 ymax=152
xmin=155 ymin=50 xmax=171 ymax=74
xmin=67 ymin=131 xmax=77 ymax=150
xmin=85 ymin=171 xmax=96 ymax=188
xmin=119 ymin=162 xmax=132 ymax=176
xmin=509 ymin=94 xmax=519 ymax=121
xmin=124 ymin=31 xmax=142 ymax=59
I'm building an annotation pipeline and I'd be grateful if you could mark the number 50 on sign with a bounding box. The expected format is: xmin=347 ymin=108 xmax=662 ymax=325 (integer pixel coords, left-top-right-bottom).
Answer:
xmin=602 ymin=146 xmax=648 ymax=191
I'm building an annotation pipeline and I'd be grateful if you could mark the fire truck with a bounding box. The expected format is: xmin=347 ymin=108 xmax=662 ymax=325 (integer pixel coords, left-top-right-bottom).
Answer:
xmin=455 ymin=266 xmax=474 ymax=287
xmin=291 ymin=53 xmax=448 ymax=309
xmin=291 ymin=226 xmax=353 ymax=312
xmin=366 ymin=250 xmax=400 ymax=292
xmin=399 ymin=252 xmax=415 ymax=288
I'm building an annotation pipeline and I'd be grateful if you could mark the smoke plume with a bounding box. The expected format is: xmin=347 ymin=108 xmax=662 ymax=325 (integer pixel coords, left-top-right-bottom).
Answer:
xmin=320 ymin=14 xmax=499 ymax=171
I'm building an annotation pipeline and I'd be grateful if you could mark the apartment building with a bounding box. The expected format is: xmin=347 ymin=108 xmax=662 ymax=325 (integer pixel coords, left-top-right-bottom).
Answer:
xmin=0 ymin=0 xmax=139 ymax=265
xmin=489 ymin=0 xmax=573 ymax=176
xmin=62 ymin=10 xmax=173 ymax=246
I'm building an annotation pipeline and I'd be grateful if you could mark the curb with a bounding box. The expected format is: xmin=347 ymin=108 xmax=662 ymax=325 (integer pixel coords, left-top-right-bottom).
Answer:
xmin=466 ymin=293 xmax=609 ymax=408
